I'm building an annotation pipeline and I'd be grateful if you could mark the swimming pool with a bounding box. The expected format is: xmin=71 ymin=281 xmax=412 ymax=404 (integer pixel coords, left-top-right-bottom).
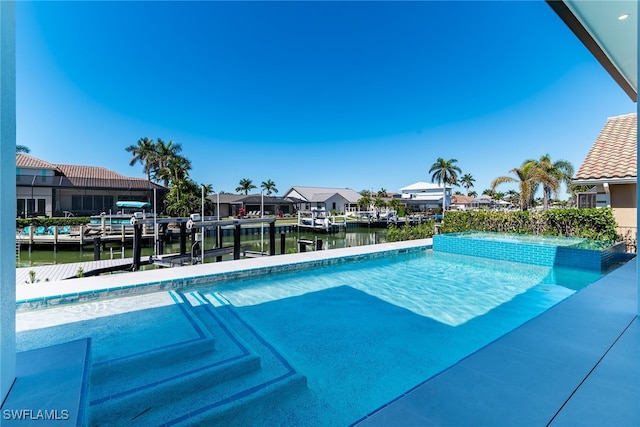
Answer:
xmin=16 ymin=245 xmax=608 ymax=426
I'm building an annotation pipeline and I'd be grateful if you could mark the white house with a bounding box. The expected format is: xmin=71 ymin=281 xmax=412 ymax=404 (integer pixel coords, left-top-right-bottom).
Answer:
xmin=282 ymin=186 xmax=361 ymax=214
xmin=399 ymin=181 xmax=452 ymax=211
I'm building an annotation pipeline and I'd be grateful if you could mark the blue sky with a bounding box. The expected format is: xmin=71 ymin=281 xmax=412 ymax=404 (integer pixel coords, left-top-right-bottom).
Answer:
xmin=17 ymin=1 xmax=636 ymax=197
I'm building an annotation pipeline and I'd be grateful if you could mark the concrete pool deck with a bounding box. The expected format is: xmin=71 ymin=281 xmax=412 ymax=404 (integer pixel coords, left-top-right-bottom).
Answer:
xmin=9 ymin=239 xmax=640 ymax=426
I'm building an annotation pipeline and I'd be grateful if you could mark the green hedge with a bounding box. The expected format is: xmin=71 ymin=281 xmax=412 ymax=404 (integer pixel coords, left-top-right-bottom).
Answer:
xmin=438 ymin=208 xmax=618 ymax=241
xmin=16 ymin=217 xmax=92 ymax=228
xmin=387 ymin=221 xmax=435 ymax=242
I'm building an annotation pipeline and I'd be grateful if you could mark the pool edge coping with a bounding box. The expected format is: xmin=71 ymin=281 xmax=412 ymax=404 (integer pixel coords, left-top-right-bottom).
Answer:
xmin=16 ymin=239 xmax=433 ymax=311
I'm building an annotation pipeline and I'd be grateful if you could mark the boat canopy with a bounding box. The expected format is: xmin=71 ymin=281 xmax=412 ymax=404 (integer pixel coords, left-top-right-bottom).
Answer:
xmin=116 ymin=201 xmax=151 ymax=209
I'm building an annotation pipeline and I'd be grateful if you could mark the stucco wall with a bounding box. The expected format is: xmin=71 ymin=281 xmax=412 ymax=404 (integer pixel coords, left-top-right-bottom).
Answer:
xmin=611 ymin=183 xmax=636 ymax=228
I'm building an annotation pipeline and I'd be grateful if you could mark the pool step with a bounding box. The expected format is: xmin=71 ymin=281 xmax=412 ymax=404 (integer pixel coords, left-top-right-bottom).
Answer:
xmin=87 ymin=291 xmax=307 ymax=426
xmin=90 ymin=352 xmax=262 ymax=426
xmin=89 ymin=337 xmax=217 ymax=403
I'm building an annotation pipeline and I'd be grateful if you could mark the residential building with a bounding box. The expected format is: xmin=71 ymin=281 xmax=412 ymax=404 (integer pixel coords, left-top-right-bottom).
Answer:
xmin=450 ymin=195 xmax=475 ymax=211
xmin=16 ymin=154 xmax=166 ymax=217
xmin=399 ymin=181 xmax=452 ymax=211
xmin=210 ymin=193 xmax=296 ymax=217
xmin=573 ymin=113 xmax=637 ymax=241
xmin=282 ymin=186 xmax=361 ymax=214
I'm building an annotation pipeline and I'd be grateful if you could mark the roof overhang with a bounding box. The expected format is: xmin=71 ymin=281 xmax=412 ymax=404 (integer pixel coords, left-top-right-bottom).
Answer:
xmin=572 ymin=177 xmax=637 ymax=186
xmin=546 ymin=0 xmax=637 ymax=102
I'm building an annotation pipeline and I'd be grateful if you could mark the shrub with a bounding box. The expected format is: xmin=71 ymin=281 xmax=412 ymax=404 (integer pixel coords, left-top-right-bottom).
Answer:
xmin=387 ymin=221 xmax=435 ymax=242
xmin=439 ymin=208 xmax=618 ymax=241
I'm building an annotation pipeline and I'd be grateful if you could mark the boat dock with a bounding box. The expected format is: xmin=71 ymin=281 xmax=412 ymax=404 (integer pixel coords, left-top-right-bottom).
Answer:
xmin=15 ymin=257 xmax=147 ymax=285
xmin=16 ymin=225 xmax=156 ymax=250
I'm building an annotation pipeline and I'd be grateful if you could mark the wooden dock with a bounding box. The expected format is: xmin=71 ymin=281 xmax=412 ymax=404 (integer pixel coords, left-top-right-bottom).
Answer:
xmin=16 ymin=258 xmax=139 ymax=285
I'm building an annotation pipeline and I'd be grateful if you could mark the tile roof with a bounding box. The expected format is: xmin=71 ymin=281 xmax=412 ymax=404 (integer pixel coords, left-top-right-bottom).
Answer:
xmin=54 ymin=164 xmax=161 ymax=190
xmin=16 ymin=154 xmax=59 ymax=171
xmin=451 ymin=195 xmax=475 ymax=204
xmin=574 ymin=113 xmax=637 ymax=181
xmin=16 ymin=154 xmax=164 ymax=190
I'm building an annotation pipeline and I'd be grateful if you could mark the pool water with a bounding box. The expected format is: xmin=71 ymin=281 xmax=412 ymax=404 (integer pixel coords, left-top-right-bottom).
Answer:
xmin=456 ymin=231 xmax=586 ymax=246
xmin=16 ymin=249 xmax=605 ymax=426
xmin=204 ymin=251 xmax=601 ymax=425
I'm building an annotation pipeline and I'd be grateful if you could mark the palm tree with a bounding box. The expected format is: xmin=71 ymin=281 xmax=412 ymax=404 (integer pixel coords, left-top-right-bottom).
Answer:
xmin=236 ymin=178 xmax=256 ymax=195
xmin=505 ymin=189 xmax=520 ymax=205
xmin=534 ymin=154 xmax=574 ymax=210
xmin=153 ymin=139 xmax=183 ymax=186
xmin=377 ymin=188 xmax=388 ymax=197
xmin=459 ymin=173 xmax=475 ymax=196
xmin=125 ymin=137 xmax=156 ymax=181
xmin=491 ymin=159 xmax=539 ymax=210
xmin=468 ymin=190 xmax=478 ymax=198
xmin=16 ymin=144 xmax=30 ymax=154
xmin=260 ymin=179 xmax=278 ymax=196
xmin=156 ymin=155 xmax=192 ymax=202
xmin=373 ymin=197 xmax=387 ymax=210
xmin=429 ymin=158 xmax=462 ymax=212
xmin=357 ymin=193 xmax=372 ymax=211
xmin=388 ymin=198 xmax=401 ymax=212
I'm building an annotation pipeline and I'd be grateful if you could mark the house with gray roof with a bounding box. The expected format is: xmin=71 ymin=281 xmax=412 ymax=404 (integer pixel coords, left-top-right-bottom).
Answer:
xmin=282 ymin=186 xmax=361 ymax=214
xmin=573 ymin=113 xmax=636 ymax=238
xmin=16 ymin=154 xmax=166 ymax=217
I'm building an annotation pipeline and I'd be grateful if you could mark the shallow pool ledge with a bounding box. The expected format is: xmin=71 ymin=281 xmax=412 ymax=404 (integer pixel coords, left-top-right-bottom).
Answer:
xmin=16 ymin=239 xmax=433 ymax=310
xmin=354 ymin=258 xmax=639 ymax=427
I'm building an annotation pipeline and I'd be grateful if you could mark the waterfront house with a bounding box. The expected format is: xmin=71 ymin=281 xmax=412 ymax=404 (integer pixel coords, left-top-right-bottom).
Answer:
xmin=573 ymin=113 xmax=637 ymax=241
xmin=450 ymin=195 xmax=475 ymax=211
xmin=210 ymin=193 xmax=296 ymax=218
xmin=16 ymin=154 xmax=166 ymax=218
xmin=282 ymin=186 xmax=361 ymax=214
xmin=399 ymin=181 xmax=452 ymax=211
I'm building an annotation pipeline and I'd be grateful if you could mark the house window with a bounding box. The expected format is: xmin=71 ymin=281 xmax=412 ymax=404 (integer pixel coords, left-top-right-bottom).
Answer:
xmin=578 ymin=193 xmax=596 ymax=208
xmin=16 ymin=199 xmax=25 ymax=217
xmin=26 ymin=199 xmax=35 ymax=215
xmin=72 ymin=195 xmax=82 ymax=211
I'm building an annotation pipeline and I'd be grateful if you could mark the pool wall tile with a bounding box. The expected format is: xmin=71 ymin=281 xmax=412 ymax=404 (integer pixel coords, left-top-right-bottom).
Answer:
xmin=433 ymin=233 xmax=628 ymax=272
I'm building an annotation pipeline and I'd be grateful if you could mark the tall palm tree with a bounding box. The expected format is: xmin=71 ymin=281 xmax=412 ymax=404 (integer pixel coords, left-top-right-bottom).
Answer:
xmin=236 ymin=178 xmax=256 ymax=195
xmin=153 ymin=139 xmax=183 ymax=186
xmin=429 ymin=158 xmax=462 ymax=212
xmin=125 ymin=137 xmax=156 ymax=181
xmin=491 ymin=159 xmax=539 ymax=210
xmin=16 ymin=144 xmax=30 ymax=154
xmin=459 ymin=173 xmax=475 ymax=196
xmin=260 ymin=179 xmax=278 ymax=196
xmin=156 ymin=155 xmax=192 ymax=202
xmin=534 ymin=154 xmax=574 ymax=210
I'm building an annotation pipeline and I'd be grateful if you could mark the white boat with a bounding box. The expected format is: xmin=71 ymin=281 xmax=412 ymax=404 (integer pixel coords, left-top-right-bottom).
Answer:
xmin=297 ymin=208 xmax=344 ymax=232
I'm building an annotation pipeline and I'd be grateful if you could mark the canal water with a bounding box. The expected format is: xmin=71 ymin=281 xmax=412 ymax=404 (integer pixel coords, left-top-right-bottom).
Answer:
xmin=16 ymin=226 xmax=389 ymax=268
